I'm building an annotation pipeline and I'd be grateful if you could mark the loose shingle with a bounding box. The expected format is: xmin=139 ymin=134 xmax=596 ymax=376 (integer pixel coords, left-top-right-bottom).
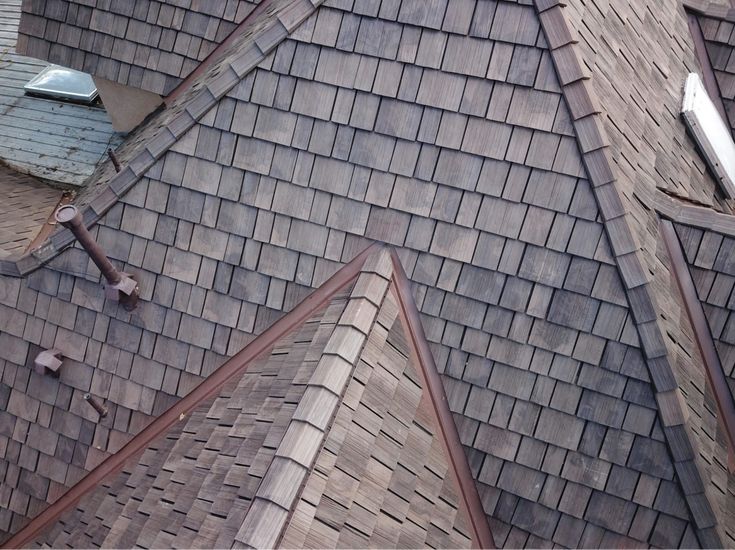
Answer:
xmin=519 ymin=246 xmax=570 ymax=288
xmin=498 ymin=461 xmax=546 ymax=501
xmin=291 ymin=80 xmax=337 ymax=120
xmin=510 ymin=499 xmax=559 ymax=541
xmin=389 ymin=177 xmax=436 ymax=216
xmin=476 ymin=196 xmax=528 ymax=239
xmin=627 ymin=437 xmax=675 ymax=480
xmin=547 ymin=290 xmax=599 ymax=332
xmin=374 ymin=98 xmax=423 ymax=141
xmin=489 ymin=3 xmax=539 ymax=46
xmin=584 ymin=491 xmax=636 ymax=535
xmin=578 ymin=389 xmax=627 ymax=428
xmin=233 ymin=137 xmax=276 ymax=175
xmin=355 ymin=17 xmax=402 ymax=58
xmin=506 ymin=88 xmax=560 ymax=132
xmin=349 ymin=131 xmax=395 ymax=171
xmin=434 ymin=150 xmax=483 ymax=190
xmin=475 ymin=423 xmax=521 ymax=461
xmin=442 ymin=35 xmax=493 ymax=78
xmin=397 ymin=0 xmax=448 ymax=30
xmin=415 ymin=30 xmax=447 ymax=70
xmin=462 ymin=119 xmax=513 ymax=160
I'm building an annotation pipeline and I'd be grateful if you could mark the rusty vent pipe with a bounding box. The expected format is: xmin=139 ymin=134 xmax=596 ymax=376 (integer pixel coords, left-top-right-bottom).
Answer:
xmin=54 ymin=205 xmax=139 ymax=310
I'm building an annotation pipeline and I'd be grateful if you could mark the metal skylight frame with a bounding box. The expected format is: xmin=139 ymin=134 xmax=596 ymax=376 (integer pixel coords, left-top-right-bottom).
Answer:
xmin=682 ymin=72 xmax=735 ymax=198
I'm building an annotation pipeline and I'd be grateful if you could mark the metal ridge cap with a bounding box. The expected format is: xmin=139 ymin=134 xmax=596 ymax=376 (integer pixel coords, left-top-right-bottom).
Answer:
xmin=388 ymin=248 xmax=495 ymax=550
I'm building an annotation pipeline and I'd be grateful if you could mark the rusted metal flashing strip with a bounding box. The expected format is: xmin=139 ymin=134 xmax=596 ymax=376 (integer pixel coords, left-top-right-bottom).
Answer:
xmin=389 ymin=249 xmax=495 ymax=550
xmin=646 ymin=186 xmax=735 ymax=234
xmin=661 ymin=219 xmax=735 ymax=457
xmin=3 ymin=243 xmax=377 ymax=549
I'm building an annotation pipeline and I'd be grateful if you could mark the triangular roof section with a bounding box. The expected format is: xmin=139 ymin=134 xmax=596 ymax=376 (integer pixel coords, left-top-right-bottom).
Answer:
xmin=6 ymin=245 xmax=493 ymax=549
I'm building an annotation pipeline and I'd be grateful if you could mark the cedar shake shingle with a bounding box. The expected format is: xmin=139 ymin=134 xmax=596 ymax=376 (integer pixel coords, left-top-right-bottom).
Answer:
xmin=2 ymin=0 xmax=719 ymax=546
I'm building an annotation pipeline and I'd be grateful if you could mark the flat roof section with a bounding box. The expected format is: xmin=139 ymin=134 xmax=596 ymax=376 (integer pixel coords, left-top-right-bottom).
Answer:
xmin=0 ymin=0 xmax=121 ymax=187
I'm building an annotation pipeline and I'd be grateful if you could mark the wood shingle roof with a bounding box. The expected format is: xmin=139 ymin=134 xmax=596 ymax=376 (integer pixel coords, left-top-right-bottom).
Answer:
xmin=0 ymin=0 xmax=120 ymax=188
xmin=16 ymin=0 xmax=263 ymax=96
xmin=9 ymin=247 xmax=491 ymax=549
xmin=0 ymin=0 xmax=734 ymax=548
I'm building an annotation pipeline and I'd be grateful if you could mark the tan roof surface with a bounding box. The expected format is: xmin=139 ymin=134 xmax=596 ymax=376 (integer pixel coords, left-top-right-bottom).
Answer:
xmin=0 ymin=166 xmax=62 ymax=260
xmin=282 ymin=289 xmax=473 ymax=549
xmin=31 ymin=284 xmax=353 ymax=548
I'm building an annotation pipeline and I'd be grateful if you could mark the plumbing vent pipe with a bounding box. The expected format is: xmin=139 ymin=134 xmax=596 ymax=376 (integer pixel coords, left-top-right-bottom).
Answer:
xmin=83 ymin=393 xmax=108 ymax=418
xmin=54 ymin=204 xmax=139 ymax=310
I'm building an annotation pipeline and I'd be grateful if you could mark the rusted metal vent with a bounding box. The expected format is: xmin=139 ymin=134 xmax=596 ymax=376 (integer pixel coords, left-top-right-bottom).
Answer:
xmin=54 ymin=205 xmax=139 ymax=311
xmin=83 ymin=393 xmax=108 ymax=418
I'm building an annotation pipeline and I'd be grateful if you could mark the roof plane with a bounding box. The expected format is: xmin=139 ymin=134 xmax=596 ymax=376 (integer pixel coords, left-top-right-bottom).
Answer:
xmin=1 ymin=0 xmax=734 ymax=548
xmin=7 ymin=246 xmax=493 ymax=549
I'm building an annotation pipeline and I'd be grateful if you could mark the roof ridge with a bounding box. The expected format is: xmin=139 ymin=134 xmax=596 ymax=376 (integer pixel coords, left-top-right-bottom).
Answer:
xmin=235 ymin=246 xmax=394 ymax=548
xmin=0 ymin=0 xmax=323 ymax=277
xmin=235 ymin=245 xmax=495 ymax=548
xmin=534 ymin=0 xmax=725 ymax=546
xmin=2 ymin=243 xmax=378 ymax=549
xmin=165 ymin=0 xmax=315 ymax=104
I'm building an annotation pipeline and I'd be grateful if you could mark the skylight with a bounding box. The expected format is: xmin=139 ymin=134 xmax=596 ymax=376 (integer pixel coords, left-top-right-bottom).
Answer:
xmin=24 ymin=64 xmax=98 ymax=104
xmin=681 ymin=72 xmax=735 ymax=198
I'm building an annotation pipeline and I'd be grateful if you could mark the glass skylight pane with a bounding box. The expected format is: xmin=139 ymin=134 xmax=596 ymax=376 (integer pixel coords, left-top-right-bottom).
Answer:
xmin=24 ymin=65 xmax=98 ymax=104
